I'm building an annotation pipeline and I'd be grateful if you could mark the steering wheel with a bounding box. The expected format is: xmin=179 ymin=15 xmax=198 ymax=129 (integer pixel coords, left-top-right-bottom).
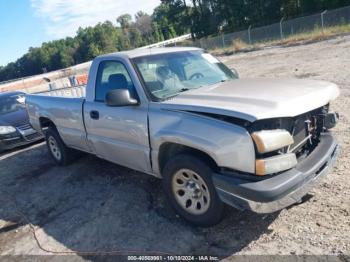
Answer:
xmin=189 ymin=72 xmax=204 ymax=80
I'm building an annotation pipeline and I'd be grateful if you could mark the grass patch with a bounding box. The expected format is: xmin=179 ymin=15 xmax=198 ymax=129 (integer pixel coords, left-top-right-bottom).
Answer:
xmin=269 ymin=24 xmax=350 ymax=45
xmin=232 ymin=39 xmax=249 ymax=51
xmin=211 ymin=23 xmax=350 ymax=55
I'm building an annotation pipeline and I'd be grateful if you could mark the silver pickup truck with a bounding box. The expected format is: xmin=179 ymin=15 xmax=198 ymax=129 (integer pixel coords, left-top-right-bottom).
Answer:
xmin=26 ymin=47 xmax=340 ymax=226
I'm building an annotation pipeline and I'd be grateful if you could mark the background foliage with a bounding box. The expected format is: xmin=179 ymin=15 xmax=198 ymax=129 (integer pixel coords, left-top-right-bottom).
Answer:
xmin=0 ymin=0 xmax=349 ymax=81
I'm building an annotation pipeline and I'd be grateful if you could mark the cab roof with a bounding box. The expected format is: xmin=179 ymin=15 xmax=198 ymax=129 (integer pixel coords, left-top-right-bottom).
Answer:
xmin=99 ymin=47 xmax=203 ymax=59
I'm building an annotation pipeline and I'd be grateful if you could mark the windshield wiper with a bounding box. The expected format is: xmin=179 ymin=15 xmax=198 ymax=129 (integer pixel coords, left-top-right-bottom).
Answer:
xmin=162 ymin=88 xmax=191 ymax=101
xmin=179 ymin=88 xmax=190 ymax=92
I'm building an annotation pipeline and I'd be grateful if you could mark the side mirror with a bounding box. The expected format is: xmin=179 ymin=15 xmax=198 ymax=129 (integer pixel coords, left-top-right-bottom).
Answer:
xmin=231 ymin=68 xmax=239 ymax=78
xmin=106 ymin=89 xmax=138 ymax=107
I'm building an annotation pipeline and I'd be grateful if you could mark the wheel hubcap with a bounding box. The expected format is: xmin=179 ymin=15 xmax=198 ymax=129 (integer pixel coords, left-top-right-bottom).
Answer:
xmin=48 ymin=136 xmax=61 ymax=160
xmin=172 ymin=169 xmax=210 ymax=215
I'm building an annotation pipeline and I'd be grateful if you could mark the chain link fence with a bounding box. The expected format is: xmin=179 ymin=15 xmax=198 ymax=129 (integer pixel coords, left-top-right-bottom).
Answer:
xmin=192 ymin=5 xmax=350 ymax=50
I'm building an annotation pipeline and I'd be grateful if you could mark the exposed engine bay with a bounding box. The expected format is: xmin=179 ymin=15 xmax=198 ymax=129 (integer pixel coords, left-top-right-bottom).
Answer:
xmin=248 ymin=105 xmax=338 ymax=159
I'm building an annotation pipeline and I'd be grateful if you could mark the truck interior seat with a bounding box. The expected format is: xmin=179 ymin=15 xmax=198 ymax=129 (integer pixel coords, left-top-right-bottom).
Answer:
xmin=108 ymin=74 xmax=128 ymax=91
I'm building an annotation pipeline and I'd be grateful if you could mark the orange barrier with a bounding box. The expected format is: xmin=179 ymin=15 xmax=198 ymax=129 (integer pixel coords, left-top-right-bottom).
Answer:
xmin=0 ymin=73 xmax=89 ymax=94
xmin=76 ymin=74 xmax=88 ymax=86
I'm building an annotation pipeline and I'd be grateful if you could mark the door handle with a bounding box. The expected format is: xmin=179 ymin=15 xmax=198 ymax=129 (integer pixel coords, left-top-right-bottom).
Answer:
xmin=90 ymin=110 xmax=99 ymax=120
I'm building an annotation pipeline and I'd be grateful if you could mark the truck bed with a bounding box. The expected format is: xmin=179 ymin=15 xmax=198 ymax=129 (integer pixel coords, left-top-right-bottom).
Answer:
xmin=26 ymin=90 xmax=89 ymax=152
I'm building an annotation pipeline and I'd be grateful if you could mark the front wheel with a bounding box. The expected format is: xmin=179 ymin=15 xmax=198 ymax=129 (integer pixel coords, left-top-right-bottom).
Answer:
xmin=162 ymin=154 xmax=225 ymax=226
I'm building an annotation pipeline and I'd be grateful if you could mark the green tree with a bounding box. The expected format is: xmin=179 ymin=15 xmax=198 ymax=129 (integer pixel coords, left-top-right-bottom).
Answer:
xmin=117 ymin=14 xmax=132 ymax=30
xmin=135 ymin=11 xmax=153 ymax=43
xmin=152 ymin=22 xmax=164 ymax=42
xmin=1 ymin=0 xmax=350 ymax=82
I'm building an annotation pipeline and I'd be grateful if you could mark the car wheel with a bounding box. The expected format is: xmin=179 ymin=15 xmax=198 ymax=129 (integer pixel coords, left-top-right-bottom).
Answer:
xmin=45 ymin=127 xmax=78 ymax=166
xmin=162 ymin=154 xmax=225 ymax=226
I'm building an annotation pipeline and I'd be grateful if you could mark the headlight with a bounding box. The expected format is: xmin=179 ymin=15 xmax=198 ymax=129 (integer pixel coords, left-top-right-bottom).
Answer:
xmin=251 ymin=129 xmax=294 ymax=154
xmin=0 ymin=126 xmax=17 ymax=135
xmin=256 ymin=153 xmax=297 ymax=176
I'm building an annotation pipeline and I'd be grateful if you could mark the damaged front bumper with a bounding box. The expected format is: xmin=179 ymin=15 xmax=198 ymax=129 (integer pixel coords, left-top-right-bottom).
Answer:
xmin=213 ymin=133 xmax=339 ymax=214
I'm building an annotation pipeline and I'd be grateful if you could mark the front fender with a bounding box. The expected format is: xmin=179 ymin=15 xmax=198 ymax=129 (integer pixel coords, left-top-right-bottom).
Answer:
xmin=149 ymin=105 xmax=256 ymax=176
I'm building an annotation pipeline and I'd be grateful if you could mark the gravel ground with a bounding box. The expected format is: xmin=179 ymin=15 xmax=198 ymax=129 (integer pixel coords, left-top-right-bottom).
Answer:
xmin=0 ymin=35 xmax=349 ymax=260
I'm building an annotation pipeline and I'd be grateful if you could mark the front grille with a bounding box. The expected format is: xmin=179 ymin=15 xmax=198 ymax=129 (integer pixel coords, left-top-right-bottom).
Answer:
xmin=15 ymin=123 xmax=42 ymax=141
xmin=249 ymin=106 xmax=328 ymax=158
xmin=289 ymin=115 xmax=310 ymax=152
xmin=289 ymin=108 xmax=325 ymax=156
xmin=25 ymin=132 xmax=42 ymax=141
xmin=17 ymin=123 xmax=32 ymax=131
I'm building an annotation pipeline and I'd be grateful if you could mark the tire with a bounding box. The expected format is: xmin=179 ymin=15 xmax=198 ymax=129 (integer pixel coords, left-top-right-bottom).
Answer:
xmin=45 ymin=127 xmax=79 ymax=166
xmin=162 ymin=154 xmax=225 ymax=226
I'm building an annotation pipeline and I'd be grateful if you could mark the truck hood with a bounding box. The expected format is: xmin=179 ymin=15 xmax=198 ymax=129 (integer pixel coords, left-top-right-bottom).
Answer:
xmin=161 ymin=78 xmax=340 ymax=122
xmin=0 ymin=109 xmax=29 ymax=127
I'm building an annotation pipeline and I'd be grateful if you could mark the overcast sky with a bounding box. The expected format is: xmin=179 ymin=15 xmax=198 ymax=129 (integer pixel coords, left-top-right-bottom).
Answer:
xmin=0 ymin=0 xmax=161 ymax=66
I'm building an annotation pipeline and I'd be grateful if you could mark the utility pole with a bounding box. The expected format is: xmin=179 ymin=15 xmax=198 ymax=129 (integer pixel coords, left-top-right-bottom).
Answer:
xmin=321 ymin=10 xmax=328 ymax=32
xmin=248 ymin=25 xmax=252 ymax=45
xmin=280 ymin=17 xmax=285 ymax=39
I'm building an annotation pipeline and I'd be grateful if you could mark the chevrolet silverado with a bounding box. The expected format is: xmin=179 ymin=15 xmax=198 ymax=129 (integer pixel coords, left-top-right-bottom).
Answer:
xmin=26 ymin=47 xmax=340 ymax=226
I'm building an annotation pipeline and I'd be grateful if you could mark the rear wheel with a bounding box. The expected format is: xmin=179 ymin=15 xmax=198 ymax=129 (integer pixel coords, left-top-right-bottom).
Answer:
xmin=45 ymin=127 xmax=79 ymax=166
xmin=162 ymin=154 xmax=225 ymax=226
xmin=48 ymin=135 xmax=62 ymax=161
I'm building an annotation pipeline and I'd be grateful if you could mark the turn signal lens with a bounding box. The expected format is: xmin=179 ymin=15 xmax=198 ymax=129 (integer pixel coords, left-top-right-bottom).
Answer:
xmin=256 ymin=153 xmax=297 ymax=176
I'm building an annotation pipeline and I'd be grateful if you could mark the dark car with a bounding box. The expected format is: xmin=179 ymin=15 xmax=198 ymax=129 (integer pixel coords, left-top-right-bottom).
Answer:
xmin=0 ymin=91 xmax=43 ymax=152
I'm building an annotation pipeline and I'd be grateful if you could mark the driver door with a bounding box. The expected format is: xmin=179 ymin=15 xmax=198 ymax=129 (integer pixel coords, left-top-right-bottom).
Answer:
xmin=83 ymin=60 xmax=151 ymax=173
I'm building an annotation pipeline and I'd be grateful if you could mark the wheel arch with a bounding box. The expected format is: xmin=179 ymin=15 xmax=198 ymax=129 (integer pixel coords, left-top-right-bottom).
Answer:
xmin=158 ymin=142 xmax=219 ymax=176
xmin=39 ymin=117 xmax=57 ymax=131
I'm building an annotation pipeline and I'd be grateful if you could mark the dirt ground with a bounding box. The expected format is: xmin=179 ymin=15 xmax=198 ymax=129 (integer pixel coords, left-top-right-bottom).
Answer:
xmin=0 ymin=35 xmax=349 ymax=260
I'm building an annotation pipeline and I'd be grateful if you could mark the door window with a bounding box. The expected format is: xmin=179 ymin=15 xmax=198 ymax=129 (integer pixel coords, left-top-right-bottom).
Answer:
xmin=95 ymin=61 xmax=135 ymax=102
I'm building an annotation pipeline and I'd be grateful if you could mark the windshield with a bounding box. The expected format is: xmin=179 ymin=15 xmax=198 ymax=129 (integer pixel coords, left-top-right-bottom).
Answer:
xmin=0 ymin=94 xmax=26 ymax=115
xmin=132 ymin=51 xmax=238 ymax=100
